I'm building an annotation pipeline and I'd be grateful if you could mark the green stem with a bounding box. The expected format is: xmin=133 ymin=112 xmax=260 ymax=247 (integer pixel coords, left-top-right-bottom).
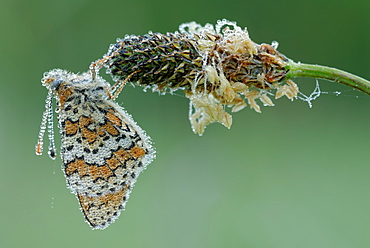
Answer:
xmin=285 ymin=60 xmax=370 ymax=96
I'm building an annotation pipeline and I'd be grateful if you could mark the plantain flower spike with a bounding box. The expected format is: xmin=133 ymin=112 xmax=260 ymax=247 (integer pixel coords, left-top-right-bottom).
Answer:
xmin=96 ymin=19 xmax=298 ymax=135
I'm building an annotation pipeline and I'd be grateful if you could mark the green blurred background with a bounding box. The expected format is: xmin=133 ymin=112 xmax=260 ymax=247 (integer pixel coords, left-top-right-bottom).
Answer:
xmin=1 ymin=0 xmax=369 ymax=247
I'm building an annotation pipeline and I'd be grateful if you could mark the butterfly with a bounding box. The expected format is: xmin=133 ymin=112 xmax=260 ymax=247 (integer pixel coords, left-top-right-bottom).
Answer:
xmin=35 ymin=68 xmax=155 ymax=229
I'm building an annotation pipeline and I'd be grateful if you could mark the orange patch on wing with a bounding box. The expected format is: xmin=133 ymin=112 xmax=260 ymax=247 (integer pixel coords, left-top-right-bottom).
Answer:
xmin=99 ymin=165 xmax=114 ymax=179
xmin=114 ymin=148 xmax=131 ymax=161
xmin=88 ymin=165 xmax=100 ymax=181
xmin=65 ymin=159 xmax=89 ymax=177
xmin=106 ymin=112 xmax=122 ymax=126
xmin=129 ymin=147 xmax=146 ymax=159
xmin=81 ymin=126 xmax=98 ymax=143
xmin=88 ymin=164 xmax=113 ymax=181
xmin=80 ymin=116 xmax=93 ymax=126
xmin=65 ymin=120 xmax=78 ymax=135
xmin=110 ymin=147 xmax=145 ymax=166
xmin=79 ymin=116 xmax=98 ymax=143
xmin=102 ymin=122 xmax=119 ymax=136
xmin=107 ymin=156 xmax=122 ymax=170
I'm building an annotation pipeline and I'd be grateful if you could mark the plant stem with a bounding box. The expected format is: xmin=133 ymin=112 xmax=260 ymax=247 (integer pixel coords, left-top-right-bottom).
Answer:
xmin=285 ymin=60 xmax=370 ymax=95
